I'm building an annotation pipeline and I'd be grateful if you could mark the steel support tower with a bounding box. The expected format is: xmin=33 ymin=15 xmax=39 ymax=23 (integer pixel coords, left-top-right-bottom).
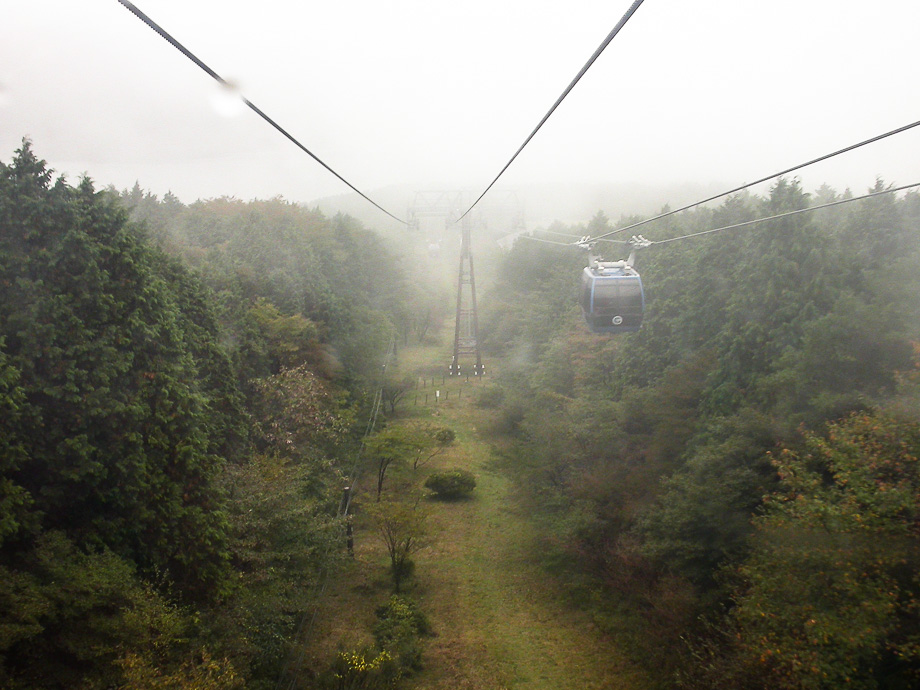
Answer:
xmin=406 ymin=189 xmax=519 ymax=377
xmin=449 ymin=214 xmax=483 ymax=376
xmin=406 ymin=190 xmax=466 ymax=232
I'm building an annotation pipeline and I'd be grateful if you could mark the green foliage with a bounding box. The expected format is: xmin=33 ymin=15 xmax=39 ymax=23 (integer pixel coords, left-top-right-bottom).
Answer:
xmin=434 ymin=427 xmax=456 ymax=446
xmin=365 ymin=427 xmax=417 ymax=500
xmin=119 ymin=192 xmax=408 ymax=392
xmin=365 ymin=500 xmax=430 ymax=593
xmin=0 ymin=142 xmax=414 ymax=686
xmin=732 ymin=412 xmax=920 ymax=689
xmin=636 ymin=411 xmax=779 ymax=589
xmin=246 ymin=298 xmax=330 ymax=376
xmin=0 ymin=346 xmax=34 ymax=548
xmin=424 ymin=470 xmax=476 ymax=500
xmin=0 ymin=532 xmax=189 ymax=689
xmin=373 ymin=595 xmax=431 ymax=673
xmin=473 ymin=383 xmax=505 ymax=409
xmin=318 ymin=648 xmax=401 ymax=690
xmin=402 ymin=422 xmax=454 ymax=470
xmin=251 ymin=364 xmax=352 ymax=461
xmin=381 ymin=372 xmax=416 ymax=415
xmin=316 ymin=597 xmax=430 ymax=689
xmin=6 ymin=137 xmax=919 ymax=689
xmin=482 ymin=178 xmax=920 ymax=687
xmin=0 ymin=141 xmax=234 ymax=600
xmin=119 ymin=650 xmax=243 ymax=690
xmin=208 ymin=453 xmax=345 ymax=685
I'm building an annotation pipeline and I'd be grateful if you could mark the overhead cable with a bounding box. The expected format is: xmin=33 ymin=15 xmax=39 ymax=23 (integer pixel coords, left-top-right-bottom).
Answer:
xmin=650 ymin=182 xmax=920 ymax=246
xmin=458 ymin=0 xmax=647 ymax=222
xmin=116 ymin=0 xmax=407 ymax=225
xmin=588 ymin=118 xmax=920 ymax=242
xmin=520 ymin=233 xmax=629 ymax=247
xmin=540 ymin=229 xmax=589 ymax=239
xmin=524 ymin=235 xmax=582 ymax=247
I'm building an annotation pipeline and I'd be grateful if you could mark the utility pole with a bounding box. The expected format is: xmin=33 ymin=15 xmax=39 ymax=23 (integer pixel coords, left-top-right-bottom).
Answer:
xmin=449 ymin=213 xmax=483 ymax=376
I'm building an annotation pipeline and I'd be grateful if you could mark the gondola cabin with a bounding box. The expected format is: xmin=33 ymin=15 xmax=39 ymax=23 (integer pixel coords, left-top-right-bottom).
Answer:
xmin=580 ymin=260 xmax=644 ymax=334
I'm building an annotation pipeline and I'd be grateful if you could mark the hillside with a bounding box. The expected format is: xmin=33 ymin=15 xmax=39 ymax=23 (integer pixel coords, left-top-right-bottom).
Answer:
xmin=2 ymin=140 xmax=919 ymax=689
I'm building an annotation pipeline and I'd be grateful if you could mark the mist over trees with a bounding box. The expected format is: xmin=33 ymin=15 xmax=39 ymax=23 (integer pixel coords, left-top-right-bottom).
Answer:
xmin=478 ymin=177 xmax=920 ymax=688
xmin=3 ymin=136 xmax=920 ymax=689
xmin=0 ymin=141 xmax=417 ymax=688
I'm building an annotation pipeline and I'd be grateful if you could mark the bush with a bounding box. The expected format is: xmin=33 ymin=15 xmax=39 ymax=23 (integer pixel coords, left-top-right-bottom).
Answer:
xmin=316 ymin=648 xmax=401 ymax=690
xmin=424 ymin=470 xmax=476 ymax=499
xmin=373 ymin=596 xmax=431 ymax=672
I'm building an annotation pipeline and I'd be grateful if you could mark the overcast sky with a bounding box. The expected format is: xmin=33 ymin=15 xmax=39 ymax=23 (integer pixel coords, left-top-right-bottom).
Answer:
xmin=2 ymin=0 xmax=918 ymax=225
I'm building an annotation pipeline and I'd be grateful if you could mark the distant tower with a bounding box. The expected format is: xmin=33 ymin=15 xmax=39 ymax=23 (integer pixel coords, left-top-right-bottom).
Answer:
xmin=406 ymin=191 xmax=465 ymax=233
xmin=407 ymin=189 xmax=498 ymax=377
xmin=449 ymin=213 xmax=483 ymax=376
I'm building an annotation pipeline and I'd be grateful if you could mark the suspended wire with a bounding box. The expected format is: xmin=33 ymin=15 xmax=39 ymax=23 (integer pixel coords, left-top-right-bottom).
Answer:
xmin=540 ymin=229 xmax=588 ymax=239
xmin=342 ymin=378 xmax=390 ymax=515
xmin=587 ymin=117 xmax=920 ymax=243
xmin=457 ymin=0 xmax=647 ymax=222
xmin=116 ymin=0 xmax=407 ymax=225
xmin=650 ymin=182 xmax=920 ymax=246
xmin=536 ymin=228 xmax=628 ymax=243
xmin=523 ymin=235 xmax=582 ymax=247
xmin=592 ymin=236 xmax=637 ymax=244
xmin=520 ymin=233 xmax=629 ymax=247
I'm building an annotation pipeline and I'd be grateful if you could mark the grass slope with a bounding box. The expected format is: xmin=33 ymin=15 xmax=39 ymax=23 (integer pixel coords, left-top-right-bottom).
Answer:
xmin=306 ymin=346 xmax=650 ymax=690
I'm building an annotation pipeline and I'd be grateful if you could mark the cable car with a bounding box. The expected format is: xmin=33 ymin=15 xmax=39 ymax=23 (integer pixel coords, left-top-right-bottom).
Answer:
xmin=580 ymin=259 xmax=644 ymax=334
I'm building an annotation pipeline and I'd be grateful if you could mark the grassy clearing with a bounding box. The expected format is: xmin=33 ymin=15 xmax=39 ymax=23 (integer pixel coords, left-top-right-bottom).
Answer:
xmin=304 ymin=344 xmax=650 ymax=690
xmin=407 ymin=402 xmax=647 ymax=690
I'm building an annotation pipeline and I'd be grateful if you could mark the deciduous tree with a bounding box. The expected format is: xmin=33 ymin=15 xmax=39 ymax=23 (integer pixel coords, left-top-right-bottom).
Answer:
xmin=732 ymin=412 xmax=920 ymax=689
xmin=366 ymin=500 xmax=430 ymax=593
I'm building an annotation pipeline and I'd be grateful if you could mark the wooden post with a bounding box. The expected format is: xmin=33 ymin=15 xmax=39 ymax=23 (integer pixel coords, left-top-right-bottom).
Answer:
xmin=340 ymin=486 xmax=354 ymax=556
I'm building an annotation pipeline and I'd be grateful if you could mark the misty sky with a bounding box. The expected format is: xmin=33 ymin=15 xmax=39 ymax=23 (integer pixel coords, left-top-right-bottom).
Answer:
xmin=2 ymin=0 xmax=918 ymax=225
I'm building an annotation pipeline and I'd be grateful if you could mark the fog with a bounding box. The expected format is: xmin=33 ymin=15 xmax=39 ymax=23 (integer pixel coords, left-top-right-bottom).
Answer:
xmin=2 ymin=0 xmax=919 ymax=227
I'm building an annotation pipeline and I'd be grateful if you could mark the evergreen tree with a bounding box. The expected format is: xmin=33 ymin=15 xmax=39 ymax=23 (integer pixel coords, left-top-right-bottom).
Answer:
xmin=0 ymin=140 xmax=235 ymax=600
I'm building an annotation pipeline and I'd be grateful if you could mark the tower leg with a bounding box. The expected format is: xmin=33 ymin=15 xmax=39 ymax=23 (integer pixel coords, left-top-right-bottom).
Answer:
xmin=450 ymin=216 xmax=483 ymax=376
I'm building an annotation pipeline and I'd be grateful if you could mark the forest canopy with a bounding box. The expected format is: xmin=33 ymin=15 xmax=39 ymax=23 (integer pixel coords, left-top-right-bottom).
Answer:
xmin=0 ymin=141 xmax=414 ymax=689
xmin=3 ymin=137 xmax=919 ymax=689
xmin=478 ymin=178 xmax=920 ymax=689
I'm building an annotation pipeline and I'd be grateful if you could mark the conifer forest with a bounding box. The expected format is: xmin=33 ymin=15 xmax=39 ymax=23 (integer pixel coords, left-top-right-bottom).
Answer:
xmin=2 ymin=137 xmax=920 ymax=690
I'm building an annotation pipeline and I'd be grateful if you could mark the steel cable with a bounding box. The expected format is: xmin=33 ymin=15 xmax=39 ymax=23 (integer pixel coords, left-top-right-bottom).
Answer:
xmin=458 ymin=0 xmax=648 ymax=222
xmin=116 ymin=0 xmax=407 ymax=224
xmin=650 ymin=182 xmax=920 ymax=246
xmin=587 ymin=118 xmax=920 ymax=243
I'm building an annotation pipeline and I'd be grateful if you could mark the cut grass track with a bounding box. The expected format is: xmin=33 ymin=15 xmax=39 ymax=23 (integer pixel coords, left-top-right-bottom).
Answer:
xmin=405 ymin=400 xmax=647 ymax=690
xmin=306 ymin=346 xmax=650 ymax=690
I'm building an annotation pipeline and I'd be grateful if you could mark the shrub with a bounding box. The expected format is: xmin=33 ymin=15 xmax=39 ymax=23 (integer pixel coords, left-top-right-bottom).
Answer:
xmin=424 ymin=470 xmax=476 ymax=499
xmin=373 ymin=596 xmax=431 ymax=672
xmin=317 ymin=648 xmax=400 ymax=690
